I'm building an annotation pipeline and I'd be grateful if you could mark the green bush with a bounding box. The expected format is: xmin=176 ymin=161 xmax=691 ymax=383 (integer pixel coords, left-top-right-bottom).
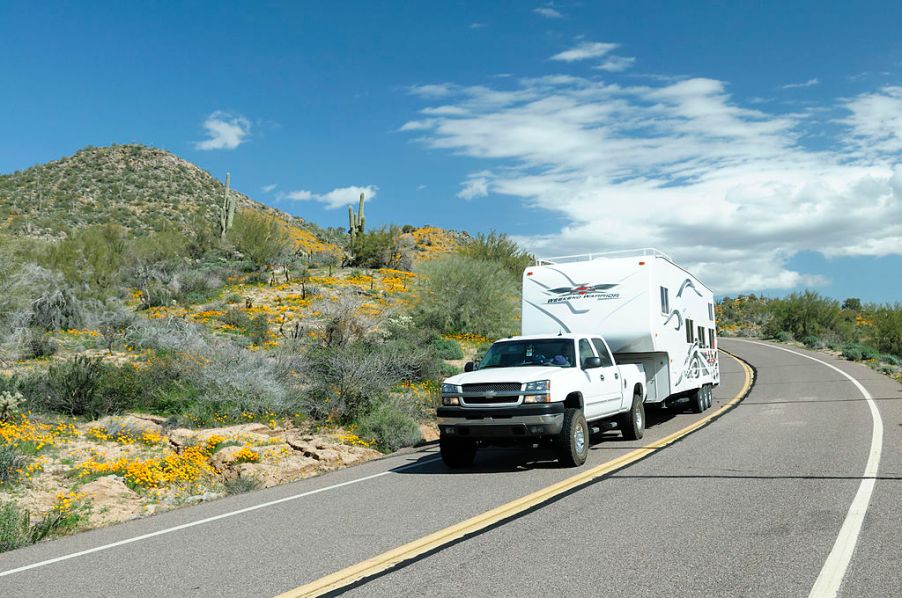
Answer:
xmin=773 ymin=331 xmax=793 ymax=343
xmin=763 ymin=291 xmax=851 ymax=342
xmin=432 ymin=337 xmax=464 ymax=360
xmin=841 ymin=343 xmax=880 ymax=362
xmin=348 ymin=226 xmax=403 ymax=269
xmin=223 ymin=476 xmax=262 ymax=495
xmin=868 ymin=305 xmax=902 ymax=357
xmin=0 ymin=501 xmax=30 ymax=552
xmin=228 ymin=210 xmax=291 ymax=269
xmin=413 ymin=255 xmax=519 ymax=338
xmin=356 ymin=397 xmax=422 ymax=453
xmin=37 ymin=356 xmax=127 ymax=418
xmin=459 ymin=230 xmax=532 ymax=277
xmin=0 ymin=497 xmax=89 ymax=554
xmin=801 ymin=335 xmax=825 ymax=349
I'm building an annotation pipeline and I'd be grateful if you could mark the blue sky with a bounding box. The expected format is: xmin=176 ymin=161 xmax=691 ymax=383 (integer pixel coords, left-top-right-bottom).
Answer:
xmin=1 ymin=1 xmax=900 ymax=302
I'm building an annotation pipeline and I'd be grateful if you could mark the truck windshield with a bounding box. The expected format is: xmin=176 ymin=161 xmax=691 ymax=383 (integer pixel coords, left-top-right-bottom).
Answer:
xmin=478 ymin=339 xmax=577 ymax=369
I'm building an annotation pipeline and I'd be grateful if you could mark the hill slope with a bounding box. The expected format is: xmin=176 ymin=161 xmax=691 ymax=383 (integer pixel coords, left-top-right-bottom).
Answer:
xmin=0 ymin=144 xmax=305 ymax=238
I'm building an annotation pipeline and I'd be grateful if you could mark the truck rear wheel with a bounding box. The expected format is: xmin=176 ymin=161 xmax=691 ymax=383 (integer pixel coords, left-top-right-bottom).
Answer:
xmin=620 ymin=392 xmax=645 ymax=440
xmin=557 ymin=408 xmax=589 ymax=467
xmin=440 ymin=436 xmax=477 ymax=469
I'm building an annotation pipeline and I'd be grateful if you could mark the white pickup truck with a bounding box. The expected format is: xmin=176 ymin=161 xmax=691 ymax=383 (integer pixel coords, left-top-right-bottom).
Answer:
xmin=438 ymin=333 xmax=646 ymax=468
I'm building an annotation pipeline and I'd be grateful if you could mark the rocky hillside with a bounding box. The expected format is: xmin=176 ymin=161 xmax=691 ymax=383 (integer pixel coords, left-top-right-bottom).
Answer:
xmin=0 ymin=144 xmax=307 ymax=238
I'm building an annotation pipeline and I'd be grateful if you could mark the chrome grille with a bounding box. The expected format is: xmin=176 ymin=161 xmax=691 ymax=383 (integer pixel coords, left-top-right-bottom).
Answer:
xmin=462 ymin=383 xmax=522 ymax=393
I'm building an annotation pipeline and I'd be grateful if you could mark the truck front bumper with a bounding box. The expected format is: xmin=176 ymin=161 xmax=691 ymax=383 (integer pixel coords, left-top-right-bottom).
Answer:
xmin=436 ymin=403 xmax=565 ymax=439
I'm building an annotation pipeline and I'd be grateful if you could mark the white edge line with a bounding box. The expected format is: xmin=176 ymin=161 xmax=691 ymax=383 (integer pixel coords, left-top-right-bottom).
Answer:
xmin=734 ymin=340 xmax=884 ymax=598
xmin=0 ymin=454 xmax=441 ymax=578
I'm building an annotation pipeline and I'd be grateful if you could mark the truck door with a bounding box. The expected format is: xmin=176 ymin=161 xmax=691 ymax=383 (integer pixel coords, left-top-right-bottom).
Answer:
xmin=591 ymin=337 xmax=627 ymax=414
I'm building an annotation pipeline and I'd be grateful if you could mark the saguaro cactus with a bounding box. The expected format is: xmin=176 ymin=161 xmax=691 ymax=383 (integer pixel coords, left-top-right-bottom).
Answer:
xmin=219 ymin=172 xmax=237 ymax=240
xmin=348 ymin=192 xmax=366 ymax=242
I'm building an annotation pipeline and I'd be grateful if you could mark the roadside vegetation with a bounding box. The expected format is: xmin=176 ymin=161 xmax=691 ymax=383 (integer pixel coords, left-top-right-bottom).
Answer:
xmin=718 ymin=291 xmax=902 ymax=381
xmin=0 ymin=144 xmax=531 ymax=550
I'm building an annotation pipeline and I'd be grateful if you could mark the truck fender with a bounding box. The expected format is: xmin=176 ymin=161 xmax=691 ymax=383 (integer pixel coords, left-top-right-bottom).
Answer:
xmin=564 ymin=392 xmax=584 ymax=410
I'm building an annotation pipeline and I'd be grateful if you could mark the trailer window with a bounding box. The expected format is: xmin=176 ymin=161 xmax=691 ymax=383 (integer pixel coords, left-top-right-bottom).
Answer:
xmin=686 ymin=318 xmax=695 ymax=343
xmin=709 ymin=328 xmax=717 ymax=349
xmin=660 ymin=287 xmax=670 ymax=314
xmin=579 ymin=339 xmax=595 ymax=369
xmin=708 ymin=303 xmax=714 ymax=321
xmin=698 ymin=326 xmax=706 ymax=348
xmin=590 ymin=338 xmax=614 ymax=367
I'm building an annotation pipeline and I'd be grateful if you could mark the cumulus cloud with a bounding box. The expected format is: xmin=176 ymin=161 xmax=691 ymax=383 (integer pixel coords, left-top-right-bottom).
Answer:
xmin=782 ymin=78 xmax=820 ymax=89
xmin=402 ymin=74 xmax=901 ymax=294
xmin=194 ymin=111 xmax=251 ymax=150
xmin=551 ymin=41 xmax=618 ymax=62
xmin=280 ymin=185 xmax=378 ymax=209
xmin=533 ymin=5 xmax=564 ymax=19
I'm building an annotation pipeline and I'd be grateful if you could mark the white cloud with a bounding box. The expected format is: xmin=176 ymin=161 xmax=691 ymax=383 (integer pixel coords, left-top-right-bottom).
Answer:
xmin=533 ymin=6 xmax=564 ymax=19
xmin=596 ymin=56 xmax=636 ymax=72
xmin=551 ymin=41 xmax=618 ymax=62
xmin=408 ymin=84 xmax=455 ymax=97
xmin=842 ymin=86 xmax=902 ymax=154
xmin=261 ymin=183 xmax=277 ymax=193
xmin=402 ymin=74 xmax=902 ymax=294
xmin=469 ymin=22 xmax=487 ymax=29
xmin=194 ymin=111 xmax=251 ymax=150
xmin=782 ymin=78 xmax=820 ymax=89
xmin=281 ymin=185 xmax=378 ymax=209
xmin=458 ymin=174 xmax=491 ymax=200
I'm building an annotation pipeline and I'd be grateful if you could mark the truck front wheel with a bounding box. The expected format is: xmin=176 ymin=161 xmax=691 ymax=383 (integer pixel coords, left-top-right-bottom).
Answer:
xmin=557 ymin=408 xmax=589 ymax=467
xmin=440 ymin=436 xmax=477 ymax=469
xmin=620 ymin=392 xmax=645 ymax=440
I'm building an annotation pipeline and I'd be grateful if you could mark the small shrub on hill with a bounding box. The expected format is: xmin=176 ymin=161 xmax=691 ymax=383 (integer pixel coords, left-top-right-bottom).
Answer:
xmin=432 ymin=337 xmax=464 ymax=360
xmin=459 ymin=230 xmax=532 ymax=277
xmin=356 ymin=397 xmax=422 ymax=453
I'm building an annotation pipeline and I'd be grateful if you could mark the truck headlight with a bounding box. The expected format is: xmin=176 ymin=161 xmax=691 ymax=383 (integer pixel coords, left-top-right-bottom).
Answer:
xmin=523 ymin=380 xmax=551 ymax=403
xmin=441 ymin=383 xmax=461 ymax=406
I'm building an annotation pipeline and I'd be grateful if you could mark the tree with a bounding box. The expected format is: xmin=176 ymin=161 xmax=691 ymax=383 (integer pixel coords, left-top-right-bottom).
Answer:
xmin=413 ymin=254 xmax=519 ymax=338
xmin=227 ymin=210 xmax=292 ymax=270
xmin=459 ymin=230 xmax=533 ymax=277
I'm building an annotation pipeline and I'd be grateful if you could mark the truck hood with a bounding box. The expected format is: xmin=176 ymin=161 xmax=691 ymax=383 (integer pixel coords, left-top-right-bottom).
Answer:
xmin=445 ymin=366 xmax=569 ymax=386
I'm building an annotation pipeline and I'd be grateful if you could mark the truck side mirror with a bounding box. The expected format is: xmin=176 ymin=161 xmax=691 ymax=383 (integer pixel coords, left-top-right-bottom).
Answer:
xmin=464 ymin=361 xmax=476 ymax=372
xmin=583 ymin=356 xmax=603 ymax=369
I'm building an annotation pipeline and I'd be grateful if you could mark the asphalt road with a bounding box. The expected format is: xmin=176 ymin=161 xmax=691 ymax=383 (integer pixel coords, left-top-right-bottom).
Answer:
xmin=1 ymin=340 xmax=898 ymax=597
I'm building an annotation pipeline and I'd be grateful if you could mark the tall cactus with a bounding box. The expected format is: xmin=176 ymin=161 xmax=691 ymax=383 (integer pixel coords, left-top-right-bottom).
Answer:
xmin=348 ymin=192 xmax=366 ymax=242
xmin=219 ymin=172 xmax=237 ymax=240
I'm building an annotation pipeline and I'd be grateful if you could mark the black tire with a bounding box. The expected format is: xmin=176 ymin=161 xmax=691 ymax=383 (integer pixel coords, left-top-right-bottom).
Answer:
xmin=620 ymin=392 xmax=646 ymax=440
xmin=556 ymin=408 xmax=589 ymax=467
xmin=690 ymin=387 xmax=705 ymax=413
xmin=704 ymin=385 xmax=712 ymax=409
xmin=440 ymin=436 xmax=476 ymax=468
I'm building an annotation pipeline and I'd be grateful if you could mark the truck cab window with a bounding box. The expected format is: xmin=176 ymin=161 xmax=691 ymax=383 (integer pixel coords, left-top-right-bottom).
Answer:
xmin=590 ymin=338 xmax=614 ymax=367
xmin=578 ymin=339 xmax=595 ymax=369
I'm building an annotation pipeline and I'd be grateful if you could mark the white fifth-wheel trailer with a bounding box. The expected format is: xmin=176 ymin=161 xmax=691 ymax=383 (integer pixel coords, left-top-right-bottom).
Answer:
xmin=521 ymin=248 xmax=719 ymax=406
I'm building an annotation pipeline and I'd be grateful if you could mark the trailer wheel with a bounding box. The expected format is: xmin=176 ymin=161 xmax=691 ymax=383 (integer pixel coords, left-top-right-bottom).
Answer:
xmin=440 ymin=437 xmax=477 ymax=469
xmin=557 ymin=408 xmax=589 ymax=467
xmin=704 ymin=385 xmax=713 ymax=409
xmin=620 ymin=392 xmax=645 ymax=440
xmin=690 ymin=387 xmax=705 ymax=413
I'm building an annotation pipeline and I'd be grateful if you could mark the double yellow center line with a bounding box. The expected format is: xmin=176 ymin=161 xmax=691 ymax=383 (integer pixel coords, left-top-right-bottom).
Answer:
xmin=278 ymin=351 xmax=754 ymax=597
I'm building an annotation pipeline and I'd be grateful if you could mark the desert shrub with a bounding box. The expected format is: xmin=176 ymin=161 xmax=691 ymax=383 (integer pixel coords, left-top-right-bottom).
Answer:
xmin=16 ymin=327 xmax=58 ymax=359
xmin=356 ymin=397 xmax=421 ymax=453
xmin=763 ymin=291 xmax=850 ymax=342
xmin=867 ymin=305 xmax=902 ymax=357
xmin=841 ymin=343 xmax=880 ymax=362
xmin=223 ymin=476 xmax=262 ymax=495
xmin=172 ymin=269 xmax=223 ymax=305
xmin=413 ymin=255 xmax=519 ymax=338
xmin=801 ymin=335 xmax=825 ymax=349
xmin=0 ymin=501 xmax=30 ymax=552
xmin=0 ymin=445 xmax=28 ymax=486
xmin=246 ymin=314 xmax=270 ymax=345
xmin=302 ymin=342 xmax=420 ymax=422
xmin=36 ymin=356 xmax=124 ymax=418
xmin=348 ymin=226 xmax=403 ymax=269
xmin=432 ymin=337 xmax=463 ymax=360
xmin=440 ymin=363 xmax=460 ymax=378
xmin=459 ymin=230 xmax=532 ymax=277
xmin=0 ymin=390 xmax=25 ymax=422
xmin=228 ymin=210 xmax=291 ymax=269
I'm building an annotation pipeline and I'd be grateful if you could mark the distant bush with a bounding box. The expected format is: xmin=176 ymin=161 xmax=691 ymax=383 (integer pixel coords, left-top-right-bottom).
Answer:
xmin=459 ymin=231 xmax=532 ymax=277
xmin=801 ymin=335 xmax=825 ymax=349
xmin=763 ymin=291 xmax=850 ymax=342
xmin=37 ymin=356 xmax=118 ymax=418
xmin=841 ymin=343 xmax=880 ymax=362
xmin=773 ymin=331 xmax=793 ymax=343
xmin=432 ymin=337 xmax=464 ymax=360
xmin=356 ymin=397 xmax=421 ymax=453
xmin=413 ymin=254 xmax=519 ymax=338
xmin=868 ymin=305 xmax=902 ymax=357
xmin=223 ymin=476 xmax=262 ymax=495
xmin=228 ymin=210 xmax=291 ymax=270
xmin=0 ymin=445 xmax=28 ymax=486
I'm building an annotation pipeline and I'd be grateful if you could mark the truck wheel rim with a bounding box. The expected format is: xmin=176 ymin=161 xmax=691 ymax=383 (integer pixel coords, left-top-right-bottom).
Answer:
xmin=635 ymin=406 xmax=643 ymax=430
xmin=574 ymin=425 xmax=585 ymax=454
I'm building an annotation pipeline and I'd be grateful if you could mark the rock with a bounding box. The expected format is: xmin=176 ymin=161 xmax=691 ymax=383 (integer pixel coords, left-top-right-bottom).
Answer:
xmin=184 ymin=492 xmax=222 ymax=505
xmin=418 ymin=423 xmax=439 ymax=443
xmin=168 ymin=425 xmax=274 ymax=449
xmin=81 ymin=475 xmax=143 ymax=526
xmin=229 ymin=455 xmax=321 ymax=488
xmin=210 ymin=445 xmax=246 ymax=471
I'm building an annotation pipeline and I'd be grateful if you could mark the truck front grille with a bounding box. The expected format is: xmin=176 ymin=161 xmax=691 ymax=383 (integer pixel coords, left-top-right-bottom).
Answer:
xmin=462 ymin=383 xmax=522 ymax=393
xmin=461 ymin=383 xmax=522 ymax=405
